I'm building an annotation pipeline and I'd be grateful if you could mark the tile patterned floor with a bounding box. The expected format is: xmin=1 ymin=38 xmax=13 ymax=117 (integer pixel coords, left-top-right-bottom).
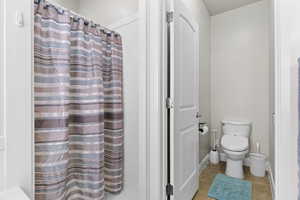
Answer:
xmin=193 ymin=162 xmax=272 ymax=200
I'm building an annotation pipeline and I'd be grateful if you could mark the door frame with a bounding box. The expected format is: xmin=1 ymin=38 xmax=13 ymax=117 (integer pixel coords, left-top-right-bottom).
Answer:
xmin=145 ymin=0 xmax=168 ymax=199
xmin=144 ymin=0 xmax=173 ymax=199
xmin=273 ymin=0 xmax=298 ymax=199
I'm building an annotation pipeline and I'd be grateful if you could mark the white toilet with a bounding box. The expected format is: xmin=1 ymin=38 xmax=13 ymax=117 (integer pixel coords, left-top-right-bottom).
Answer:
xmin=221 ymin=120 xmax=251 ymax=179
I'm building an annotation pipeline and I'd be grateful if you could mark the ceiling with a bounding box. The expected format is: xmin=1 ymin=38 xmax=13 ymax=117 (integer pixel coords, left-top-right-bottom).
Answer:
xmin=203 ymin=0 xmax=262 ymax=16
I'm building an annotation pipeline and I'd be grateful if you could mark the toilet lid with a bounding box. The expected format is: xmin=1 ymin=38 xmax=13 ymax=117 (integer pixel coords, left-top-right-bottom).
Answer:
xmin=221 ymin=135 xmax=249 ymax=152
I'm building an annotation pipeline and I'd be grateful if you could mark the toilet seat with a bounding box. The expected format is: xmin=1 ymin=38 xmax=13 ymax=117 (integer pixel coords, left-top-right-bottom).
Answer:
xmin=221 ymin=135 xmax=248 ymax=152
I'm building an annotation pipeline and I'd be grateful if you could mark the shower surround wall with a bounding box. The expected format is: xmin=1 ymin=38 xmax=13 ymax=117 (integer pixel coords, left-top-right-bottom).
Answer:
xmin=0 ymin=0 xmax=144 ymax=199
xmin=211 ymin=1 xmax=270 ymax=156
xmin=49 ymin=0 xmax=80 ymax=12
xmin=43 ymin=0 xmax=143 ymax=199
xmin=51 ymin=0 xmax=138 ymax=27
xmin=34 ymin=1 xmax=124 ymax=198
xmin=42 ymin=1 xmax=142 ymax=200
xmin=78 ymin=0 xmax=138 ymax=27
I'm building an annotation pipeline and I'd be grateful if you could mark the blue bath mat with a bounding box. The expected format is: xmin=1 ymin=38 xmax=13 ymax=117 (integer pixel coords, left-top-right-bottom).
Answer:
xmin=208 ymin=174 xmax=252 ymax=200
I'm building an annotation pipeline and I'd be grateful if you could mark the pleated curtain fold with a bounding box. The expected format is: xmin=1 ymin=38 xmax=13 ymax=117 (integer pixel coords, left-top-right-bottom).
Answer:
xmin=34 ymin=1 xmax=123 ymax=199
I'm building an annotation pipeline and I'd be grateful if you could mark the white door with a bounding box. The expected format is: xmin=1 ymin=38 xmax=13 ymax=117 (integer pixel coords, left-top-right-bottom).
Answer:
xmin=171 ymin=0 xmax=200 ymax=199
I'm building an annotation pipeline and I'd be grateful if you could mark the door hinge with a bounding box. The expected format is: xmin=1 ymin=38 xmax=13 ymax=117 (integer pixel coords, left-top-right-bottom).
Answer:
xmin=166 ymin=11 xmax=174 ymax=23
xmin=166 ymin=184 xmax=174 ymax=196
xmin=166 ymin=98 xmax=174 ymax=109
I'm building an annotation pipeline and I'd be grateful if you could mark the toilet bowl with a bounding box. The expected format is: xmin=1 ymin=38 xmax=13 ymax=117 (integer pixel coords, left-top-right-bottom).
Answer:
xmin=222 ymin=135 xmax=249 ymax=179
xmin=220 ymin=120 xmax=251 ymax=179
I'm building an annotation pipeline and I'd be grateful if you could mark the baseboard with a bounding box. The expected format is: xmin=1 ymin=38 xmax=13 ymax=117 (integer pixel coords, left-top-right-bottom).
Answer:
xmin=266 ymin=162 xmax=275 ymax=200
xmin=198 ymin=154 xmax=210 ymax=175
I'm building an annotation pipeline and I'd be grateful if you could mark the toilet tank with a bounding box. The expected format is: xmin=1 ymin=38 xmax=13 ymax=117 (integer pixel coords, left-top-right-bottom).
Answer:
xmin=222 ymin=120 xmax=252 ymax=137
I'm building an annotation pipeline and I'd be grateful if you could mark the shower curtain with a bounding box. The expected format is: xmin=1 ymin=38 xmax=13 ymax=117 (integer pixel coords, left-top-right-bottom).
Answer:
xmin=34 ymin=1 xmax=123 ymax=199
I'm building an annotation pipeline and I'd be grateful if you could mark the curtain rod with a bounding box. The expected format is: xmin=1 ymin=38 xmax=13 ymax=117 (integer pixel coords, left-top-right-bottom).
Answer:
xmin=34 ymin=0 xmax=116 ymax=34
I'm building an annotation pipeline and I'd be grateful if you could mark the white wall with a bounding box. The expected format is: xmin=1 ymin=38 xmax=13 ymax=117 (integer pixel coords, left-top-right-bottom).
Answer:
xmin=78 ymin=0 xmax=138 ymax=26
xmin=289 ymin=3 xmax=300 ymax=198
xmin=0 ymin=0 xmax=5 ymax=191
xmin=181 ymin=0 xmax=211 ymax=162
xmin=269 ymin=0 xmax=275 ymax=179
xmin=274 ymin=0 xmax=299 ymax=198
xmin=211 ymin=1 xmax=270 ymax=156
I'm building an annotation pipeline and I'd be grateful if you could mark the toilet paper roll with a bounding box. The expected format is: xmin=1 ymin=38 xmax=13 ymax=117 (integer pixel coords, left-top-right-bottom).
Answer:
xmin=200 ymin=125 xmax=209 ymax=136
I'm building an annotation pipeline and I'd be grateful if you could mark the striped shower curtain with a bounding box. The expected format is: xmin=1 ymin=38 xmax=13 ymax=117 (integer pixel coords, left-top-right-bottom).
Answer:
xmin=34 ymin=1 xmax=123 ymax=199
